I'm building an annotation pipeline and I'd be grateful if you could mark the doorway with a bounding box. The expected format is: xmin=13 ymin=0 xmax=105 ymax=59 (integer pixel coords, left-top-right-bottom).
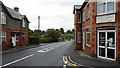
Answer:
xmin=97 ymin=29 xmax=116 ymax=60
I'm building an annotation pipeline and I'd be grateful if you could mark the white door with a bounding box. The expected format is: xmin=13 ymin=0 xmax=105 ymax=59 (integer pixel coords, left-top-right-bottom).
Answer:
xmin=12 ymin=35 xmax=16 ymax=46
xmin=98 ymin=30 xmax=116 ymax=60
xmin=83 ymin=30 xmax=85 ymax=50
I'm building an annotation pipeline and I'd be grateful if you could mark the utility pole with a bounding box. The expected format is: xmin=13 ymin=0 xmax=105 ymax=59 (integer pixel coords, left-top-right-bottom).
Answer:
xmin=38 ymin=16 xmax=40 ymax=45
xmin=38 ymin=16 xmax=40 ymax=31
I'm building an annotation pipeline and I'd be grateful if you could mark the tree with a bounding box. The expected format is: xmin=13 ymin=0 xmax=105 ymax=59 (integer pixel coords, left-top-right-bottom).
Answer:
xmin=46 ymin=29 xmax=60 ymax=42
xmin=60 ymin=28 xmax=64 ymax=34
xmin=67 ymin=30 xmax=72 ymax=34
xmin=72 ymin=29 xmax=74 ymax=34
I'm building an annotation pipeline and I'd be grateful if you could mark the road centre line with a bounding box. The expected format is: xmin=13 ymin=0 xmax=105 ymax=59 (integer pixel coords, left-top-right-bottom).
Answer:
xmin=1 ymin=54 xmax=34 ymax=67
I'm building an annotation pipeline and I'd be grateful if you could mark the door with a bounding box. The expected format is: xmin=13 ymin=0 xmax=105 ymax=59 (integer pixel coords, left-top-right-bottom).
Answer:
xmin=12 ymin=34 xmax=16 ymax=46
xmin=98 ymin=30 xmax=116 ymax=60
xmin=83 ymin=30 xmax=85 ymax=50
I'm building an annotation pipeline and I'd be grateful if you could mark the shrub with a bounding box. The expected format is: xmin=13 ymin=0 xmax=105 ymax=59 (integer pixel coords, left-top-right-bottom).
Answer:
xmin=29 ymin=37 xmax=39 ymax=45
xmin=40 ymin=38 xmax=53 ymax=43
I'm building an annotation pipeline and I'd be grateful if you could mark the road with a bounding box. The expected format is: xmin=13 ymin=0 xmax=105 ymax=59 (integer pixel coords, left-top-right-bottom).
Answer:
xmin=2 ymin=41 xmax=74 ymax=68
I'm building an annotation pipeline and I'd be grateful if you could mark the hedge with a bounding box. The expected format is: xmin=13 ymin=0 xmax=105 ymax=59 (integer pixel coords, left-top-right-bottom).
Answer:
xmin=29 ymin=37 xmax=39 ymax=45
xmin=40 ymin=38 xmax=53 ymax=43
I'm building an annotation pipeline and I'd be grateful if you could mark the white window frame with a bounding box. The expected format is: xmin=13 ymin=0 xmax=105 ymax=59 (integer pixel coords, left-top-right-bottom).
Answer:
xmin=1 ymin=31 xmax=6 ymax=44
xmin=1 ymin=12 xmax=6 ymax=24
xmin=97 ymin=0 xmax=116 ymax=15
xmin=86 ymin=29 xmax=90 ymax=47
xmin=22 ymin=19 xmax=25 ymax=27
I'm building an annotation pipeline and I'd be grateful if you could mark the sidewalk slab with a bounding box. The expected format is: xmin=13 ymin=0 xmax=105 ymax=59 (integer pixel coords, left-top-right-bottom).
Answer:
xmin=68 ymin=44 xmax=120 ymax=68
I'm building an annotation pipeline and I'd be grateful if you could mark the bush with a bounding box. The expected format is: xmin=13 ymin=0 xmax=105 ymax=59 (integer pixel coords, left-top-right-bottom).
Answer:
xmin=29 ymin=37 xmax=39 ymax=45
xmin=40 ymin=38 xmax=53 ymax=43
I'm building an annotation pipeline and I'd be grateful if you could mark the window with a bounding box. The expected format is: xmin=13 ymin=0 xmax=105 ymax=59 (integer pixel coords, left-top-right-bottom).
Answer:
xmin=78 ymin=14 xmax=81 ymax=23
xmin=86 ymin=29 xmax=90 ymax=47
xmin=97 ymin=0 xmax=115 ymax=15
xmin=22 ymin=19 xmax=25 ymax=27
xmin=75 ymin=30 xmax=76 ymax=42
xmin=1 ymin=12 xmax=6 ymax=24
xmin=22 ymin=32 xmax=25 ymax=40
xmin=87 ymin=5 xmax=90 ymax=19
xmin=78 ymin=29 xmax=81 ymax=43
xmin=83 ymin=11 xmax=85 ymax=22
xmin=16 ymin=36 xmax=19 ymax=41
xmin=1 ymin=31 xmax=6 ymax=44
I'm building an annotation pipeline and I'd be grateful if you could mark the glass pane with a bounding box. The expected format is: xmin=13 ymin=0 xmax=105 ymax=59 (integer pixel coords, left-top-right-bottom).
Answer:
xmin=107 ymin=32 xmax=115 ymax=47
xmin=99 ymin=32 xmax=105 ymax=46
xmin=97 ymin=3 xmax=105 ymax=14
xmin=107 ymin=49 xmax=115 ymax=59
xmin=107 ymin=2 xmax=114 ymax=12
xmin=99 ymin=48 xmax=105 ymax=57
xmin=87 ymin=33 xmax=90 ymax=45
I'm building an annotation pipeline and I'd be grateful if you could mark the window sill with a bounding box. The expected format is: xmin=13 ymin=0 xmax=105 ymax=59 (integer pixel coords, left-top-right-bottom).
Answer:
xmin=97 ymin=12 xmax=116 ymax=16
xmin=86 ymin=44 xmax=90 ymax=48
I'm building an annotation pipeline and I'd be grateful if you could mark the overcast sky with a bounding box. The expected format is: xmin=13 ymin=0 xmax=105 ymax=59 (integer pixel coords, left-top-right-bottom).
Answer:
xmin=1 ymin=0 xmax=85 ymax=32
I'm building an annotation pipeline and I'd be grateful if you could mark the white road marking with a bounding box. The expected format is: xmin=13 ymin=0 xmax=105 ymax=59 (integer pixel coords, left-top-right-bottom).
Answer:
xmin=38 ymin=45 xmax=61 ymax=53
xmin=1 ymin=54 xmax=34 ymax=67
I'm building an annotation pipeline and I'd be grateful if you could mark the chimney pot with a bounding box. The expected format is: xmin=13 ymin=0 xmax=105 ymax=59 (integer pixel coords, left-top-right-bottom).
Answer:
xmin=14 ymin=7 xmax=19 ymax=12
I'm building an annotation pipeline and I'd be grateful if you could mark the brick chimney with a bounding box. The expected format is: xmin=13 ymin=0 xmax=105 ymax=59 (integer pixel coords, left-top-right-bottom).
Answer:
xmin=14 ymin=7 xmax=19 ymax=12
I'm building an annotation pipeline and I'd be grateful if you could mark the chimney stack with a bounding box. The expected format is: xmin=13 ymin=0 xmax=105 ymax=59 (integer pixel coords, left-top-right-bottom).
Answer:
xmin=14 ymin=7 xmax=19 ymax=12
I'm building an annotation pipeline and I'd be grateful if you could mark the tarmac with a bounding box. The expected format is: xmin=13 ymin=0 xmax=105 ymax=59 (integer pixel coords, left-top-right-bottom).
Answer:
xmin=2 ymin=42 xmax=120 ymax=68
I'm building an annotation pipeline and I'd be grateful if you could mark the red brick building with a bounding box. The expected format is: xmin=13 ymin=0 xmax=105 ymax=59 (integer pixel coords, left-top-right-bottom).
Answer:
xmin=74 ymin=0 xmax=120 ymax=62
xmin=0 ymin=1 xmax=30 ymax=50
xmin=73 ymin=5 xmax=82 ymax=49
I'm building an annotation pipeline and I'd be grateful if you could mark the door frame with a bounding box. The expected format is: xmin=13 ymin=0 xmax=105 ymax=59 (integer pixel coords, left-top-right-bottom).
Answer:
xmin=97 ymin=29 xmax=116 ymax=61
xmin=12 ymin=34 xmax=16 ymax=46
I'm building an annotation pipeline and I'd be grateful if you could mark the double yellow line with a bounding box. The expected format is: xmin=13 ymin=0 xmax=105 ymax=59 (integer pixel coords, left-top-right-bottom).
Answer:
xmin=63 ymin=56 xmax=77 ymax=67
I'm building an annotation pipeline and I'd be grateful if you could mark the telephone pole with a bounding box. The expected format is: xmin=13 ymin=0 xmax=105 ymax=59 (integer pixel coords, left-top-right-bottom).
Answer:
xmin=38 ymin=16 xmax=40 ymax=45
xmin=38 ymin=16 xmax=40 ymax=31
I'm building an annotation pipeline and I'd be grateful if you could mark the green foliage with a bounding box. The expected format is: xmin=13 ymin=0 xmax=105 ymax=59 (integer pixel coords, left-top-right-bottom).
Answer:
xmin=40 ymin=37 xmax=53 ymax=43
xmin=46 ymin=29 xmax=60 ymax=42
xmin=60 ymin=28 xmax=64 ymax=34
xmin=67 ymin=30 xmax=72 ymax=34
xmin=65 ymin=35 xmax=71 ymax=40
xmin=29 ymin=37 xmax=39 ymax=45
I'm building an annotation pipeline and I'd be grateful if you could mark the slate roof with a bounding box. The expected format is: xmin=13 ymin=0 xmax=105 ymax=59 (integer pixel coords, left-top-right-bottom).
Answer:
xmin=0 ymin=1 xmax=30 ymax=23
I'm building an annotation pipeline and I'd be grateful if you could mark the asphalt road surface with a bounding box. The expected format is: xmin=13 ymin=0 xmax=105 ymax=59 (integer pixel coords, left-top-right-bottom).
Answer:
xmin=2 ymin=41 xmax=73 ymax=68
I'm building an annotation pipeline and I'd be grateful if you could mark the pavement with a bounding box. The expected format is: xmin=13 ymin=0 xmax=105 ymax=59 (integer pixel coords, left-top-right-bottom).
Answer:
xmin=68 ymin=42 xmax=120 ymax=68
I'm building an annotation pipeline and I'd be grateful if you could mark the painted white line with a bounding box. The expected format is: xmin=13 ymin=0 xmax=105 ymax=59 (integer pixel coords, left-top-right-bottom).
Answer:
xmin=1 ymin=54 xmax=34 ymax=67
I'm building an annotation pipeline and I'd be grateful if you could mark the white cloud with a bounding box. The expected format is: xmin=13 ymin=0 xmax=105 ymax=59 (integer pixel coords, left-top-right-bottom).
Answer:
xmin=1 ymin=0 xmax=85 ymax=32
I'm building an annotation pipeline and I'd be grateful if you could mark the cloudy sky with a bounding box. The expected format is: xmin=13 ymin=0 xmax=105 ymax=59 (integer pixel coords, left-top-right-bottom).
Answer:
xmin=1 ymin=0 xmax=85 ymax=32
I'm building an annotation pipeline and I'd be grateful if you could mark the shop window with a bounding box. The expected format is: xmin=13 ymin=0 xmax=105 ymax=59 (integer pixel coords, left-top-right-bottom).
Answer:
xmin=97 ymin=0 xmax=116 ymax=15
xmin=1 ymin=31 xmax=6 ymax=44
xmin=1 ymin=12 xmax=6 ymax=24
xmin=86 ymin=29 xmax=90 ymax=47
